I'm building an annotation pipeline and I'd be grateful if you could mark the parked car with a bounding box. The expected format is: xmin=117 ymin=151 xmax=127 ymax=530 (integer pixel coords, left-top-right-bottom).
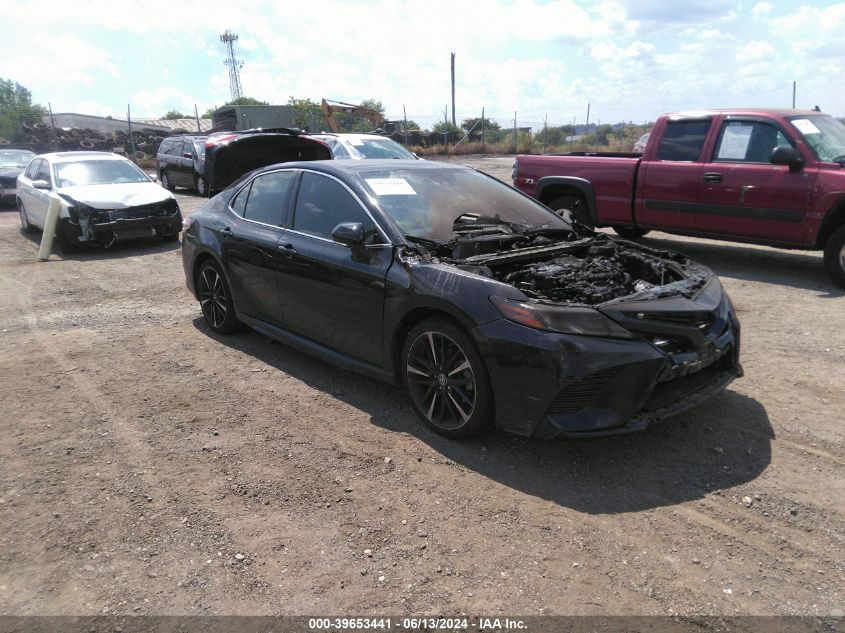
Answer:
xmin=633 ymin=132 xmax=650 ymax=153
xmin=0 ymin=149 xmax=36 ymax=204
xmin=312 ymin=133 xmax=418 ymax=160
xmin=203 ymin=128 xmax=331 ymax=197
xmin=156 ymin=135 xmax=208 ymax=196
xmin=513 ymin=108 xmax=845 ymax=288
xmin=17 ymin=151 xmax=181 ymax=251
xmin=181 ymin=160 xmax=742 ymax=440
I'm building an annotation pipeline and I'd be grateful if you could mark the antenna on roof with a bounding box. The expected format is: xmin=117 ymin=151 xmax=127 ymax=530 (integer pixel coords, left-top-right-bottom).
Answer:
xmin=220 ymin=30 xmax=244 ymax=102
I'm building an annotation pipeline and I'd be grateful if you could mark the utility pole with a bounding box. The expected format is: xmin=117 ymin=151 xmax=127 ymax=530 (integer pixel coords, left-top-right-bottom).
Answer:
xmin=792 ymin=81 xmax=796 ymax=108
xmin=194 ymin=104 xmax=201 ymax=133
xmin=48 ymin=102 xmax=57 ymax=151
xmin=403 ymin=105 xmax=408 ymax=147
xmin=513 ymin=111 xmax=517 ymax=153
xmin=450 ymin=52 xmax=456 ymax=127
xmin=543 ymin=115 xmax=547 ymax=154
xmin=443 ymin=106 xmax=448 ymax=146
xmin=127 ymin=104 xmax=135 ymax=156
xmin=585 ymin=103 xmax=591 ymax=133
xmin=220 ymin=30 xmax=244 ymax=101
xmin=481 ymin=107 xmax=485 ymax=155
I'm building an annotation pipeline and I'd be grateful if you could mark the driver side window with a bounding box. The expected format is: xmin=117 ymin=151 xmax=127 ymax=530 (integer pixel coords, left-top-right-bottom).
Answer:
xmin=292 ymin=172 xmax=376 ymax=241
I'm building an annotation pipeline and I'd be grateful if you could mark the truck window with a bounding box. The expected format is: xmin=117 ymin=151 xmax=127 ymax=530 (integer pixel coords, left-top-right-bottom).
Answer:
xmin=656 ymin=119 xmax=711 ymax=161
xmin=714 ymin=121 xmax=791 ymax=163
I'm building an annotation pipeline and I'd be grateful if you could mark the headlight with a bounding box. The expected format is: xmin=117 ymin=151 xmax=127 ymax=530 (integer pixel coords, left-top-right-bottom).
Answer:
xmin=490 ymin=296 xmax=634 ymax=339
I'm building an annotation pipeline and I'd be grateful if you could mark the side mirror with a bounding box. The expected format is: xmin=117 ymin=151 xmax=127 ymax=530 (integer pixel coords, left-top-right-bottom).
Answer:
xmin=148 ymin=173 xmax=158 ymax=183
xmin=331 ymin=222 xmax=365 ymax=246
xmin=183 ymin=152 xmax=194 ymax=159
xmin=32 ymin=179 xmax=51 ymax=190
xmin=332 ymin=222 xmax=371 ymax=262
xmin=771 ymin=146 xmax=804 ymax=171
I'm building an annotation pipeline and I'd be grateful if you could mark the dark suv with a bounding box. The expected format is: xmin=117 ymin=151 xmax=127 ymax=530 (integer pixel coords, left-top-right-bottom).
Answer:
xmin=156 ymin=135 xmax=208 ymax=196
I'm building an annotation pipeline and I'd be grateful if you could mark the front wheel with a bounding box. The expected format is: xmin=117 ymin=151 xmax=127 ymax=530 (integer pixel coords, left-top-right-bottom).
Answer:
xmin=612 ymin=225 xmax=651 ymax=239
xmin=160 ymin=171 xmax=175 ymax=192
xmin=401 ymin=318 xmax=493 ymax=438
xmin=196 ymin=260 xmax=241 ymax=334
xmin=195 ymin=175 xmax=207 ymax=197
xmin=548 ymin=195 xmax=593 ymax=229
xmin=823 ymin=224 xmax=845 ymax=289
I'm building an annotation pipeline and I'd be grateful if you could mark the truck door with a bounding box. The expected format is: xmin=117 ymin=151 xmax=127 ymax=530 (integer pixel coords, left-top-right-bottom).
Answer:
xmin=635 ymin=117 xmax=712 ymax=232
xmin=696 ymin=117 xmax=813 ymax=244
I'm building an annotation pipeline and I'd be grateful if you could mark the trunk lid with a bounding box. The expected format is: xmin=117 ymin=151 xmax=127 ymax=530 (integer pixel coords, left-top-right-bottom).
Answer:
xmin=204 ymin=131 xmax=331 ymax=194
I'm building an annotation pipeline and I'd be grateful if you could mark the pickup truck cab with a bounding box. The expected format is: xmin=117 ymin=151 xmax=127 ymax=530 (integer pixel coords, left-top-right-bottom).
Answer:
xmin=513 ymin=108 xmax=845 ymax=288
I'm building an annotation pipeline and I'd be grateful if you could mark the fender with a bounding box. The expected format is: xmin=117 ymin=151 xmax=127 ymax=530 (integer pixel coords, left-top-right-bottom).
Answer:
xmin=534 ymin=176 xmax=598 ymax=225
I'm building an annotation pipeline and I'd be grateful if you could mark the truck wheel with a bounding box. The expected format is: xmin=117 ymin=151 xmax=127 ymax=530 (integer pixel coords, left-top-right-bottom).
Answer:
xmin=548 ymin=195 xmax=593 ymax=229
xmin=612 ymin=225 xmax=651 ymax=239
xmin=823 ymin=224 xmax=845 ymax=289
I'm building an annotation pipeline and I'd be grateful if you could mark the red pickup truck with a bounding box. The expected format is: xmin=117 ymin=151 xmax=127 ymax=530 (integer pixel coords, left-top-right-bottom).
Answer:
xmin=513 ymin=108 xmax=845 ymax=288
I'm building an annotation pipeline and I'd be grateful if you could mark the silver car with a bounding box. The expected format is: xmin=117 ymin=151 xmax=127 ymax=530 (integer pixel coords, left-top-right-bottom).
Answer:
xmin=17 ymin=151 xmax=182 ymax=252
xmin=312 ymin=133 xmax=418 ymax=160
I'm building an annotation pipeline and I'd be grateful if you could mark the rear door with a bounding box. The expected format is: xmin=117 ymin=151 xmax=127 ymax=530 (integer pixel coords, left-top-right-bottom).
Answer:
xmin=636 ymin=117 xmax=713 ymax=231
xmin=276 ymin=170 xmax=392 ymax=366
xmin=218 ymin=169 xmax=297 ymax=326
xmin=30 ymin=159 xmax=53 ymax=225
xmin=695 ymin=116 xmax=813 ymax=243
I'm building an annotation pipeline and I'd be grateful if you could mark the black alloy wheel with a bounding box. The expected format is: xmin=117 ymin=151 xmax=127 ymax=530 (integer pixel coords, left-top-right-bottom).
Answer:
xmin=402 ymin=319 xmax=492 ymax=438
xmin=612 ymin=225 xmax=651 ymax=239
xmin=18 ymin=200 xmax=34 ymax=233
xmin=161 ymin=171 xmax=175 ymax=191
xmin=823 ymin=224 xmax=845 ymax=289
xmin=197 ymin=261 xmax=240 ymax=333
xmin=196 ymin=175 xmax=208 ymax=197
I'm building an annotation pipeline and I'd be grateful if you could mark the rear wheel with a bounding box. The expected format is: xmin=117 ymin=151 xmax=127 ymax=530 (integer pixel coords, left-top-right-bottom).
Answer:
xmin=18 ymin=200 xmax=34 ymax=233
xmin=197 ymin=260 xmax=241 ymax=334
xmin=823 ymin=224 xmax=845 ymax=289
xmin=401 ymin=318 xmax=493 ymax=439
xmin=612 ymin=225 xmax=651 ymax=239
xmin=548 ymin=195 xmax=593 ymax=229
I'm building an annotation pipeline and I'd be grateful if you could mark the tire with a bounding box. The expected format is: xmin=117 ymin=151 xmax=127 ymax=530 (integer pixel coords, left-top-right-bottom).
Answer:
xmin=18 ymin=200 xmax=35 ymax=234
xmin=612 ymin=225 xmax=651 ymax=239
xmin=400 ymin=318 xmax=493 ymax=439
xmin=195 ymin=175 xmax=208 ymax=197
xmin=160 ymin=171 xmax=175 ymax=192
xmin=548 ymin=195 xmax=593 ymax=229
xmin=55 ymin=222 xmax=80 ymax=254
xmin=196 ymin=260 xmax=241 ymax=334
xmin=823 ymin=224 xmax=845 ymax=289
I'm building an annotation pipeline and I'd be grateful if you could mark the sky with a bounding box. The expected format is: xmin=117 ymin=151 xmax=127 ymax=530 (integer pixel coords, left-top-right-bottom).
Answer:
xmin=1 ymin=0 xmax=843 ymax=130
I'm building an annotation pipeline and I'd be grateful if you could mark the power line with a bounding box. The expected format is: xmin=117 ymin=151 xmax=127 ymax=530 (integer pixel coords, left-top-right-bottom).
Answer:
xmin=220 ymin=30 xmax=244 ymax=102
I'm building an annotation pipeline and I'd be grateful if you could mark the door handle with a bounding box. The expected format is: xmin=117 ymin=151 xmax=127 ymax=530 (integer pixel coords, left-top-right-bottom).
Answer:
xmin=278 ymin=243 xmax=297 ymax=258
xmin=218 ymin=226 xmax=232 ymax=234
xmin=703 ymin=173 xmax=723 ymax=183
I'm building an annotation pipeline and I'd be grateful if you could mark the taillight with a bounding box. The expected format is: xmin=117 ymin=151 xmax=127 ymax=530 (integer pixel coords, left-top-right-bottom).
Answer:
xmin=511 ymin=158 xmax=518 ymax=182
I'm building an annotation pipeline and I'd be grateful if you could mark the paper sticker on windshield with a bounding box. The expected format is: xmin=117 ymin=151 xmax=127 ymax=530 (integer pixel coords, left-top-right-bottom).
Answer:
xmin=792 ymin=118 xmax=820 ymax=135
xmin=365 ymin=178 xmax=417 ymax=196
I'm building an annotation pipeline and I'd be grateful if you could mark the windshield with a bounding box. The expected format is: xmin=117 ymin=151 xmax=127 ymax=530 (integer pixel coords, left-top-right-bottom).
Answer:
xmin=346 ymin=137 xmax=416 ymax=160
xmin=54 ymin=160 xmax=151 ymax=187
xmin=0 ymin=150 xmax=35 ymax=168
xmin=360 ymin=167 xmax=569 ymax=242
xmin=787 ymin=115 xmax=845 ymax=162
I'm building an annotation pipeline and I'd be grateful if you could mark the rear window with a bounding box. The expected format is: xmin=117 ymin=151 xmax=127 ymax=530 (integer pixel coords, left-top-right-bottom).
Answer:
xmin=657 ymin=119 xmax=712 ymax=161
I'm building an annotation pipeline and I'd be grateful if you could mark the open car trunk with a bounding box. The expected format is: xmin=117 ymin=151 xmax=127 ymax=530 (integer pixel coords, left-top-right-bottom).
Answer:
xmin=205 ymin=132 xmax=331 ymax=195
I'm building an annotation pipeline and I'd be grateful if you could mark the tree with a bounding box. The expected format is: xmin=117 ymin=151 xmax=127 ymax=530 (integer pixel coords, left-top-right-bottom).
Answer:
xmin=162 ymin=110 xmax=188 ymax=120
xmin=225 ymin=96 xmax=269 ymax=106
xmin=0 ymin=78 xmax=46 ymax=142
xmin=460 ymin=117 xmax=500 ymax=133
xmin=287 ymin=96 xmax=321 ymax=131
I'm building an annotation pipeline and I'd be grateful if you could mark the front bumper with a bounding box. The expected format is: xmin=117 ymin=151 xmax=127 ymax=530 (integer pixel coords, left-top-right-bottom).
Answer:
xmin=62 ymin=214 xmax=182 ymax=244
xmin=472 ymin=315 xmax=742 ymax=439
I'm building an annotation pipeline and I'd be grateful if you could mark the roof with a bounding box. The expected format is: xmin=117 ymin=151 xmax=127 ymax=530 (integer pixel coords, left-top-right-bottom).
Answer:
xmin=39 ymin=151 xmax=128 ymax=163
xmin=135 ymin=118 xmax=213 ymax=133
xmin=312 ymin=133 xmax=394 ymax=141
xmin=278 ymin=159 xmax=464 ymax=177
xmin=666 ymin=108 xmax=825 ymax=119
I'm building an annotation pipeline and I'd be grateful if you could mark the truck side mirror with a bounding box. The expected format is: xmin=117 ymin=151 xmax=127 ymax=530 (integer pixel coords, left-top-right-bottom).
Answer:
xmin=771 ymin=146 xmax=804 ymax=171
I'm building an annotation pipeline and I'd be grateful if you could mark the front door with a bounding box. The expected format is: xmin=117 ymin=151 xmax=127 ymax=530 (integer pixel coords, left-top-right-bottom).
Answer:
xmin=696 ymin=118 xmax=814 ymax=243
xmin=277 ymin=170 xmax=391 ymax=367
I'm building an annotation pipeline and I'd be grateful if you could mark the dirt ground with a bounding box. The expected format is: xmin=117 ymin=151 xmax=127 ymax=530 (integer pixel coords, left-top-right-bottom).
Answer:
xmin=0 ymin=156 xmax=843 ymax=618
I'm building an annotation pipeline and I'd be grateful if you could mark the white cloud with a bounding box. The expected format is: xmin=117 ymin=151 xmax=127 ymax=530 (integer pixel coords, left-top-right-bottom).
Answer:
xmin=751 ymin=2 xmax=773 ymax=19
xmin=735 ymin=41 xmax=777 ymax=63
xmin=131 ymin=86 xmax=198 ymax=117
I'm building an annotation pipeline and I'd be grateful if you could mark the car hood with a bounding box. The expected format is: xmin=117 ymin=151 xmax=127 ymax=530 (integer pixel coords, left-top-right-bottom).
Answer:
xmin=57 ymin=182 xmax=173 ymax=209
xmin=205 ymin=133 xmax=331 ymax=193
xmin=0 ymin=166 xmax=26 ymax=179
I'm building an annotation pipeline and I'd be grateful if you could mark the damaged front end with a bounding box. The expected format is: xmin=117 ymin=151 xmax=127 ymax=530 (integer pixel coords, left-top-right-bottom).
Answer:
xmin=417 ymin=218 xmax=743 ymax=437
xmin=61 ymin=196 xmax=182 ymax=248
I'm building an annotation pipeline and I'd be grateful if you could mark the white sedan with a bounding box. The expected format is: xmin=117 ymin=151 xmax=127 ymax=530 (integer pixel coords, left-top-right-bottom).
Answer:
xmin=17 ymin=151 xmax=182 ymax=252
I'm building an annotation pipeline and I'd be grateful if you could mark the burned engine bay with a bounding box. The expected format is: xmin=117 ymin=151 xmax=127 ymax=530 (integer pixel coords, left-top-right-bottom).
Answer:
xmin=410 ymin=216 xmax=710 ymax=306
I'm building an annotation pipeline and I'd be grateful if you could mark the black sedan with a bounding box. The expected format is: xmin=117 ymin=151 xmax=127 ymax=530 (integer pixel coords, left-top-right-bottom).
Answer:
xmin=181 ymin=160 xmax=742 ymax=439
